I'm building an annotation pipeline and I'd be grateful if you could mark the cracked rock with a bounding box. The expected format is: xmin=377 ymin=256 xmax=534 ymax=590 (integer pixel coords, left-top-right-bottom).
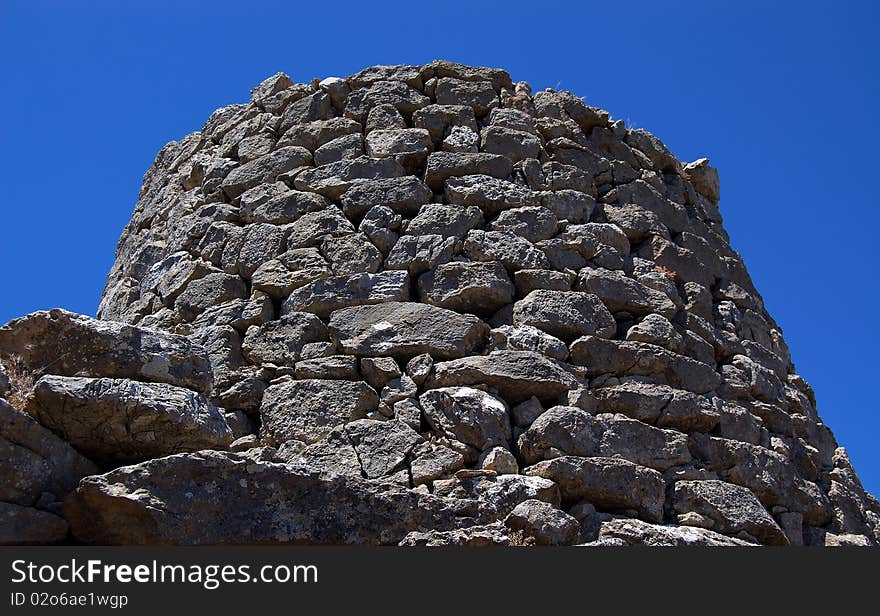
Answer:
xmin=260 ymin=379 xmax=378 ymax=444
xmin=25 ymin=375 xmax=232 ymax=464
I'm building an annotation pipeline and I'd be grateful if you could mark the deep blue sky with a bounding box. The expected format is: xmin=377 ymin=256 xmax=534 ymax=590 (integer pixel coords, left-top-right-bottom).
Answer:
xmin=1 ymin=1 xmax=877 ymax=495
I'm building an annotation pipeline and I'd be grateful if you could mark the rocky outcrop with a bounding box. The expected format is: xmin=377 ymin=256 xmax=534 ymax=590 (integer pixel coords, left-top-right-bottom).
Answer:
xmin=1 ymin=61 xmax=877 ymax=546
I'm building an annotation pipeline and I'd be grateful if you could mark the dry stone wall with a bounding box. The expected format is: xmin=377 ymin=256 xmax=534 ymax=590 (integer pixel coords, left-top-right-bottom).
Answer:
xmin=1 ymin=61 xmax=877 ymax=546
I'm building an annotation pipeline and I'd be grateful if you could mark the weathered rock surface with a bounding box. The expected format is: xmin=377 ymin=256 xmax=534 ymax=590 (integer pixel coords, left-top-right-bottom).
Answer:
xmin=588 ymin=518 xmax=754 ymax=547
xmin=570 ymin=336 xmax=721 ymax=394
xmin=340 ymin=176 xmax=432 ymax=217
xmin=517 ymin=406 xmax=601 ymax=463
xmin=467 ymin=231 xmax=550 ymax=273
xmin=1 ymin=501 xmax=69 ymax=545
xmin=525 ymin=455 xmax=666 ymax=522
xmin=428 ymin=351 xmax=581 ymax=404
xmin=282 ymin=270 xmax=410 ymax=317
xmin=293 ymin=156 xmax=407 ymax=198
xmin=242 ymin=312 xmax=328 ymax=365
xmin=399 ymin=523 xmax=510 ymax=546
xmin=577 ymin=267 xmax=678 ymax=318
xmin=673 ymin=479 xmax=788 ymax=545
xmin=63 ymin=450 xmax=480 ymax=545
xmin=0 ymin=398 xmax=99 ymax=506
xmin=488 ymin=325 xmax=568 ymax=361
xmin=420 ymin=386 xmax=511 ymax=451
xmin=0 ymin=309 xmax=212 ymax=394
xmin=418 ymin=260 xmax=514 ymax=314
xmin=504 ymin=499 xmax=579 ymax=545
xmin=445 ymin=174 xmax=540 ymax=212
xmin=25 ymin=375 xmax=232 ymax=464
xmin=424 ymin=153 xmax=513 ymax=190
xmin=260 ymin=378 xmax=379 ymax=444
xmin=433 ymin=473 xmax=560 ymax=519
xmin=517 ymin=405 xmax=691 ymax=472
xmin=328 ymin=302 xmax=487 ymax=359
xmin=406 ymin=203 xmax=483 ymax=238
xmin=513 ymin=290 xmax=616 ymax=341
xmin=592 ymin=381 xmax=720 ymax=433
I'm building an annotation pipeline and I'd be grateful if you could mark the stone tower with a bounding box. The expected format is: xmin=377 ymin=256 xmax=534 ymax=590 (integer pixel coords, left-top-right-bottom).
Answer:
xmin=1 ymin=62 xmax=877 ymax=545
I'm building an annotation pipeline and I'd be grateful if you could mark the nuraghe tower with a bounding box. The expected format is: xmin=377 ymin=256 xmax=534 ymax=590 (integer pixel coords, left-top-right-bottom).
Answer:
xmin=1 ymin=62 xmax=876 ymax=546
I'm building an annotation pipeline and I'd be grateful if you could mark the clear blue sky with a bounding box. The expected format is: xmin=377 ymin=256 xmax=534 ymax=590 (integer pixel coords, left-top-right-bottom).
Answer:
xmin=1 ymin=1 xmax=877 ymax=495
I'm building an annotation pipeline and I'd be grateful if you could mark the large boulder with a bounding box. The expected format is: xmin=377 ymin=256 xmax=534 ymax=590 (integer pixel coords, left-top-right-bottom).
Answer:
xmin=488 ymin=325 xmax=568 ymax=361
xmin=435 ymin=78 xmax=498 ymax=117
xmin=405 ymin=203 xmax=484 ymax=238
xmin=504 ymin=499 xmax=579 ymax=546
xmin=428 ymin=350 xmax=581 ymax=404
xmin=293 ymin=156 xmax=408 ymax=198
xmin=259 ymin=378 xmax=379 ymax=444
xmin=672 ymin=479 xmax=788 ymax=545
xmin=517 ymin=405 xmax=602 ymax=464
xmin=596 ymin=413 xmax=691 ymax=472
xmin=365 ymin=128 xmax=432 ymax=169
xmin=517 ymin=406 xmax=690 ymax=472
xmin=328 ymin=302 xmax=488 ymax=360
xmin=464 ymin=229 xmax=550 ymax=271
xmin=63 ymin=450 xmax=479 ymax=545
xmin=513 ymin=290 xmax=616 ymax=341
xmin=221 ymin=146 xmax=313 ymax=199
xmin=590 ymin=518 xmax=754 ymax=547
xmin=282 ymin=270 xmax=410 ymax=318
xmin=0 ymin=398 xmax=99 ymax=506
xmin=433 ymin=473 xmax=560 ymax=519
xmin=490 ymin=206 xmax=558 ymax=242
xmin=592 ymin=381 xmax=720 ymax=433
xmin=242 ymin=312 xmax=329 ymax=365
xmin=424 ymin=153 xmax=513 ymax=191
xmin=239 ymin=185 xmax=329 ymax=224
xmin=291 ymin=419 xmax=423 ymax=480
xmin=444 ymin=174 xmax=541 ymax=213
xmin=418 ymin=261 xmax=514 ymax=314
xmin=344 ymin=419 xmax=424 ymax=479
xmin=419 ymin=386 xmax=512 ymax=451
xmin=525 ymin=455 xmax=665 ymax=522
xmin=0 ymin=502 xmax=69 ymax=545
xmin=385 ymin=234 xmax=456 ymax=274
xmin=24 ymin=375 xmax=232 ymax=464
xmin=569 ymin=336 xmax=721 ymax=394
xmin=344 ymin=81 xmax=430 ymax=122
xmin=576 ymin=267 xmax=678 ymax=318
xmin=0 ymin=309 xmax=213 ymax=395
xmin=340 ymin=176 xmax=432 ymax=218
xmin=480 ymin=126 xmax=542 ymax=163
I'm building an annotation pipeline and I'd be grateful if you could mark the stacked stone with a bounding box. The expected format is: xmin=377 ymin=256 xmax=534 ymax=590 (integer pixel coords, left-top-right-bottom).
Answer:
xmin=0 ymin=310 xmax=231 ymax=544
xmin=2 ymin=61 xmax=877 ymax=546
